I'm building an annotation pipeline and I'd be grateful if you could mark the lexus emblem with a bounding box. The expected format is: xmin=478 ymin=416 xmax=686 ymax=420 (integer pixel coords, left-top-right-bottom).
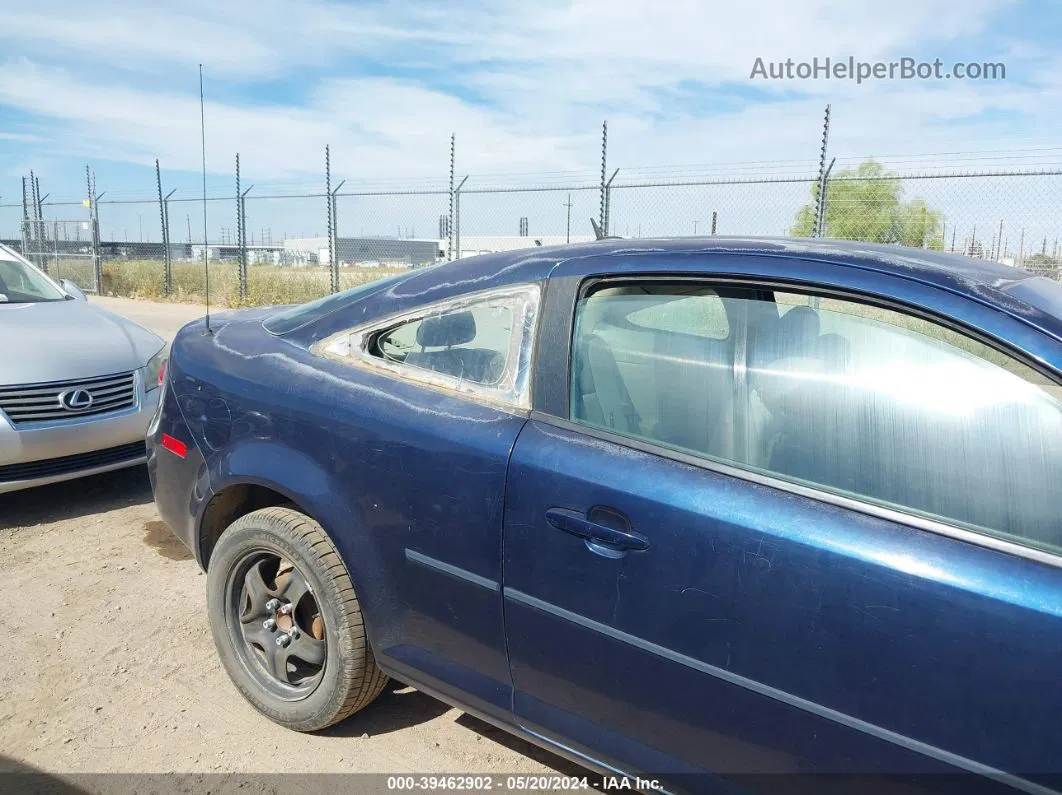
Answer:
xmin=58 ymin=389 xmax=94 ymax=411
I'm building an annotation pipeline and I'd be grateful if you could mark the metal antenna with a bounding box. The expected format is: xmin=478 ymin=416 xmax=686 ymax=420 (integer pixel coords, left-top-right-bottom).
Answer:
xmin=200 ymin=64 xmax=211 ymax=334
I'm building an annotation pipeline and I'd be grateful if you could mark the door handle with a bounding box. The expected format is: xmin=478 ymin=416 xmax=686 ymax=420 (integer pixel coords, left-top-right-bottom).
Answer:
xmin=545 ymin=507 xmax=650 ymax=552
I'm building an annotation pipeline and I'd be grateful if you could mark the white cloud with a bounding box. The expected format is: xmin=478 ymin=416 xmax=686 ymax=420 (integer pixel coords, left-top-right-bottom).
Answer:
xmin=0 ymin=0 xmax=1057 ymax=203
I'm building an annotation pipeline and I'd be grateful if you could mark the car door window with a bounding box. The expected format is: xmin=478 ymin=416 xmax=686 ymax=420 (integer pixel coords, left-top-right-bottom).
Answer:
xmin=571 ymin=283 xmax=739 ymax=458
xmin=571 ymin=281 xmax=1062 ymax=555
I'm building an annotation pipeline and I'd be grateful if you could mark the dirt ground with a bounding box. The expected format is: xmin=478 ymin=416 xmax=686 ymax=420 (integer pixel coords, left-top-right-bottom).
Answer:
xmin=92 ymin=295 xmax=207 ymax=341
xmin=1 ymin=296 xmax=578 ymax=783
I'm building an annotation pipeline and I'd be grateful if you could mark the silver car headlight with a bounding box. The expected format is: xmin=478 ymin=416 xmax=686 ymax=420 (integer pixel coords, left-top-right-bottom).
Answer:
xmin=144 ymin=344 xmax=170 ymax=392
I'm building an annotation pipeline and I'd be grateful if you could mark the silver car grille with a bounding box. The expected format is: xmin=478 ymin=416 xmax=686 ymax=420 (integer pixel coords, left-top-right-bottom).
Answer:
xmin=0 ymin=372 xmax=137 ymax=425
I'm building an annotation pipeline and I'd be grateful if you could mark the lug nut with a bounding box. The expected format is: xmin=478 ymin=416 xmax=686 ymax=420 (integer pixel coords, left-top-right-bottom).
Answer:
xmin=278 ymin=603 xmax=293 ymax=615
xmin=265 ymin=599 xmax=281 ymax=611
xmin=289 ymin=628 xmax=301 ymax=640
xmin=275 ymin=635 xmax=290 ymax=647
xmin=263 ymin=618 xmax=277 ymax=632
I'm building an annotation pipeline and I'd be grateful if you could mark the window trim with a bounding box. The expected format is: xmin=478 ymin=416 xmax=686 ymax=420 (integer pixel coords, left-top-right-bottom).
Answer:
xmin=563 ymin=274 xmax=1062 ymax=570
xmin=310 ymin=283 xmax=541 ymax=412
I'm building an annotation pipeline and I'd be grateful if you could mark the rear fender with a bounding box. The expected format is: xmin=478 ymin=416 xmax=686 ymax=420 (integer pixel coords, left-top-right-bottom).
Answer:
xmin=201 ymin=441 xmax=394 ymax=649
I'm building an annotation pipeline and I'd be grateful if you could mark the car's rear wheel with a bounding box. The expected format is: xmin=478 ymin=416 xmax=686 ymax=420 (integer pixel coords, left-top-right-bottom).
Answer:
xmin=206 ymin=506 xmax=388 ymax=731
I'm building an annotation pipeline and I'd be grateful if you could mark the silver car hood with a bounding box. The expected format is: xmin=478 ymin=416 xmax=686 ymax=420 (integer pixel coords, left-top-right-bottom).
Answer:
xmin=0 ymin=300 xmax=164 ymax=385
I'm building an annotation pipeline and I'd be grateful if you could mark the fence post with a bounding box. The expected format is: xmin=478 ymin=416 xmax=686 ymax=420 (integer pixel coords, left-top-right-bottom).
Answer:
xmin=599 ymin=120 xmax=608 ymax=235
xmin=240 ymin=185 xmax=253 ymax=301
xmin=35 ymin=175 xmax=47 ymax=259
xmin=711 ymin=210 xmax=717 ymax=235
xmin=604 ymin=168 xmax=619 ymax=236
xmin=29 ymin=170 xmax=38 ymax=244
xmin=90 ymin=171 xmax=104 ymax=294
xmin=813 ymin=105 xmax=832 ymax=239
xmin=564 ymin=193 xmax=572 ymax=243
xmin=454 ymin=175 xmax=469 ymax=259
xmin=326 ymin=144 xmax=338 ymax=293
xmin=331 ymin=179 xmax=345 ymax=280
xmin=20 ymin=177 xmax=28 ymax=255
xmin=155 ymin=159 xmax=168 ymax=293
xmin=448 ymin=133 xmax=456 ymax=261
xmin=163 ymin=189 xmax=175 ymax=295
xmin=29 ymin=170 xmax=42 ymax=270
xmin=814 ymin=157 xmax=835 ymax=238
xmin=236 ymin=153 xmax=250 ymax=302
xmin=53 ymin=221 xmax=60 ymax=280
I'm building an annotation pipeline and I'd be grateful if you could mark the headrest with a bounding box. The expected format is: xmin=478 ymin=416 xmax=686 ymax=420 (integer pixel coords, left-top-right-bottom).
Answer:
xmin=416 ymin=311 xmax=476 ymax=347
xmin=777 ymin=306 xmax=820 ymax=344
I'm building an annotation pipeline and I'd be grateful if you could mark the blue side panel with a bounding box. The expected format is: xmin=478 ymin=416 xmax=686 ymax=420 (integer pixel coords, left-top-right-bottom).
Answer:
xmin=165 ymin=312 xmax=523 ymax=720
xmin=503 ymin=419 xmax=1062 ymax=789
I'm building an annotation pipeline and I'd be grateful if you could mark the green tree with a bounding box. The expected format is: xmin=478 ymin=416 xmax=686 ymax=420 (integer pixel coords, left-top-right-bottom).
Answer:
xmin=791 ymin=160 xmax=943 ymax=249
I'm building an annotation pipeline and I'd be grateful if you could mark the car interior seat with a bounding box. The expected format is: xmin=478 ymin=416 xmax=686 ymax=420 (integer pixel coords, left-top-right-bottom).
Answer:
xmin=403 ymin=311 xmax=506 ymax=385
xmin=572 ymin=332 xmax=642 ymax=434
xmin=652 ymin=329 xmax=735 ymax=460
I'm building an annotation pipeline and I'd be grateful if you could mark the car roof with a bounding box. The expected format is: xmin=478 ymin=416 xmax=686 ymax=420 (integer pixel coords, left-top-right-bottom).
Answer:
xmin=293 ymin=236 xmax=1062 ymax=346
xmin=413 ymin=236 xmax=1032 ymax=291
xmin=387 ymin=236 xmax=1062 ymax=336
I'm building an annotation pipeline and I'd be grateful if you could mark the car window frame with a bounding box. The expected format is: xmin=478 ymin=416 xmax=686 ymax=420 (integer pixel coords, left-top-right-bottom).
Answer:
xmin=537 ymin=267 xmax=1062 ymax=570
xmin=310 ymin=283 xmax=541 ymax=412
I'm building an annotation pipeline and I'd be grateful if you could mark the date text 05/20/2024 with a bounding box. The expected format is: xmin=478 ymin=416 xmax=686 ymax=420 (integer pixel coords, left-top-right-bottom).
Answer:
xmin=385 ymin=775 xmax=664 ymax=791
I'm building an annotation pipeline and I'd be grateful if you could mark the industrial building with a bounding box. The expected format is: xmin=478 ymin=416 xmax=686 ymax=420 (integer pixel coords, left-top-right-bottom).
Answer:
xmin=283 ymin=237 xmax=440 ymax=267
xmin=443 ymin=235 xmax=595 ymax=258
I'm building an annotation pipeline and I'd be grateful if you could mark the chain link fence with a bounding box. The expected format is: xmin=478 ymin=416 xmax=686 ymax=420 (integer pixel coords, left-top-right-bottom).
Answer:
xmin=17 ymin=217 xmax=100 ymax=292
xmin=3 ymin=164 xmax=1060 ymax=306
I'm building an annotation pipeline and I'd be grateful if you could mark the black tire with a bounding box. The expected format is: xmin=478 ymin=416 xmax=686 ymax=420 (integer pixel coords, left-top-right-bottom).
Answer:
xmin=206 ymin=506 xmax=389 ymax=731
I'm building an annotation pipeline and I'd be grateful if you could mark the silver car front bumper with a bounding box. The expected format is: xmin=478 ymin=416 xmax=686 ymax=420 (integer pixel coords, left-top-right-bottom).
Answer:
xmin=0 ymin=371 xmax=161 ymax=494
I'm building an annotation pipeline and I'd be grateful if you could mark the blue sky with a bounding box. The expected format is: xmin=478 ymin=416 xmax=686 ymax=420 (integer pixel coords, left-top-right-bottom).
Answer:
xmin=1 ymin=0 xmax=1060 ymax=242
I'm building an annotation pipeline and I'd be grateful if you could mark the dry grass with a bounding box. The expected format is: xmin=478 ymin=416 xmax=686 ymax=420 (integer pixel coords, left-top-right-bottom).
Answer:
xmin=61 ymin=259 xmax=409 ymax=308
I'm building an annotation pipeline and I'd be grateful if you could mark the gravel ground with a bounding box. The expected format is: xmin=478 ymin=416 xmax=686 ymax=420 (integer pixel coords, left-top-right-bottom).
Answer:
xmin=1 ymin=296 xmax=576 ymax=785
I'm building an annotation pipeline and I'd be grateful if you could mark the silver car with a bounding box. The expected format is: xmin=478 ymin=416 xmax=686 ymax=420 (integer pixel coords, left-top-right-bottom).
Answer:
xmin=0 ymin=243 xmax=167 ymax=493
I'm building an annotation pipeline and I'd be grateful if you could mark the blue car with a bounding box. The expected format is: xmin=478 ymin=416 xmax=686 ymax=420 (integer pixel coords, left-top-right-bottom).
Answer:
xmin=149 ymin=238 xmax=1062 ymax=793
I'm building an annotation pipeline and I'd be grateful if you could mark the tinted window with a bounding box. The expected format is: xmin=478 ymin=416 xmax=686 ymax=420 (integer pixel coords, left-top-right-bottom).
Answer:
xmin=571 ymin=282 xmax=1062 ymax=554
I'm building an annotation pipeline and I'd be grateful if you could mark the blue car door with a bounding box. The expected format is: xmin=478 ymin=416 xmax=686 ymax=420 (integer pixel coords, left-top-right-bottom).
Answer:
xmin=502 ymin=253 xmax=1062 ymax=793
